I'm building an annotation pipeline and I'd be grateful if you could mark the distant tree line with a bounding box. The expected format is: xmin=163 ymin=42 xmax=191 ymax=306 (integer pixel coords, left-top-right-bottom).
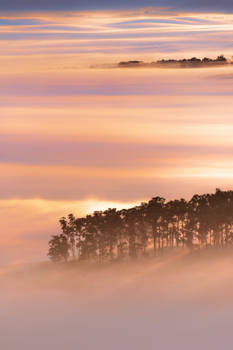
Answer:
xmin=48 ymin=189 xmax=233 ymax=263
xmin=157 ymin=55 xmax=227 ymax=65
xmin=118 ymin=55 xmax=228 ymax=67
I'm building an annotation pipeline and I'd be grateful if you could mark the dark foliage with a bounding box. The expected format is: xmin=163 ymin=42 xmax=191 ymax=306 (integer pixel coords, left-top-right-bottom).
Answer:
xmin=157 ymin=55 xmax=227 ymax=64
xmin=118 ymin=55 xmax=228 ymax=67
xmin=48 ymin=189 xmax=233 ymax=262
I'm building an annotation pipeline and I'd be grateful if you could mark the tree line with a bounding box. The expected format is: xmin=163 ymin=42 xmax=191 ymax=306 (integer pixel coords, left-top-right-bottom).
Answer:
xmin=118 ymin=55 xmax=228 ymax=67
xmin=48 ymin=189 xmax=233 ymax=263
xmin=157 ymin=55 xmax=227 ymax=64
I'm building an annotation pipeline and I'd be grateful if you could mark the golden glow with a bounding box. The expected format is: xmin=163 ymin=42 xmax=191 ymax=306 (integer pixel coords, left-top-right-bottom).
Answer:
xmin=1 ymin=7 xmax=233 ymax=263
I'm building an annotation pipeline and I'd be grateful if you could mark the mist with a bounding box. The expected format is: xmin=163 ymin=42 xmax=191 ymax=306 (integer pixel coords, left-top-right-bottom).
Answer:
xmin=1 ymin=247 xmax=233 ymax=350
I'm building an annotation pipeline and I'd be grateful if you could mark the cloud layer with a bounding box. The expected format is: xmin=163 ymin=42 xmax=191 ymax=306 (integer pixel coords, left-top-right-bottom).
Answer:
xmin=1 ymin=0 xmax=233 ymax=12
xmin=1 ymin=7 xmax=233 ymax=264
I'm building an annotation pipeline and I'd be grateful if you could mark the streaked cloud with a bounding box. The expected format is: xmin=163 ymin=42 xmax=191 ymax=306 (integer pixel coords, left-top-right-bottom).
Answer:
xmin=1 ymin=6 xmax=233 ymax=264
xmin=1 ymin=10 xmax=233 ymax=62
xmin=1 ymin=0 xmax=233 ymax=12
xmin=0 ymin=18 xmax=42 ymax=25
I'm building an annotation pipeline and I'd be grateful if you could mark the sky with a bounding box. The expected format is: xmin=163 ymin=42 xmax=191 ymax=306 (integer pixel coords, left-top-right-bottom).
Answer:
xmin=1 ymin=3 xmax=233 ymax=264
xmin=1 ymin=0 xmax=233 ymax=11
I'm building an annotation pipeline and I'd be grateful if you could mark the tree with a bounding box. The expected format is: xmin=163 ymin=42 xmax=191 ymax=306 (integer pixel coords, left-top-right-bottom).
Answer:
xmin=216 ymin=55 xmax=227 ymax=62
xmin=48 ymin=234 xmax=70 ymax=262
xmin=48 ymin=189 xmax=233 ymax=264
xmin=145 ymin=197 xmax=165 ymax=254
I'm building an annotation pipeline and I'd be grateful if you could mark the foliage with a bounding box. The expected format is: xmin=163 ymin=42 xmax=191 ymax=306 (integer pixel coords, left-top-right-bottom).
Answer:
xmin=118 ymin=55 xmax=228 ymax=67
xmin=48 ymin=189 xmax=233 ymax=263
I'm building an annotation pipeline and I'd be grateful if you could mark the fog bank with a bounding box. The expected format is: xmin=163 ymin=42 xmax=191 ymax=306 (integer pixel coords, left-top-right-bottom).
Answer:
xmin=1 ymin=247 xmax=233 ymax=349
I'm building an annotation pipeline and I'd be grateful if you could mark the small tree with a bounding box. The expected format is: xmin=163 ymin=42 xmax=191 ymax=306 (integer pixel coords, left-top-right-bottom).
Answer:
xmin=216 ymin=55 xmax=227 ymax=62
xmin=48 ymin=234 xmax=70 ymax=262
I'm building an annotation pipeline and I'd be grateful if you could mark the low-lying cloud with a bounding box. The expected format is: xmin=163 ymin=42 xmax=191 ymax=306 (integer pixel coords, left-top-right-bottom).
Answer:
xmin=1 ymin=247 xmax=233 ymax=349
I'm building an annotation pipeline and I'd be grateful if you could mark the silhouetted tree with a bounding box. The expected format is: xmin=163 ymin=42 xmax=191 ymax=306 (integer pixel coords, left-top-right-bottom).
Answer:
xmin=48 ymin=234 xmax=70 ymax=262
xmin=48 ymin=189 xmax=233 ymax=263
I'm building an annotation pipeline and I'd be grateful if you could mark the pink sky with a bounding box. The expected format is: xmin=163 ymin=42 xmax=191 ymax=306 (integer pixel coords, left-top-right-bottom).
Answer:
xmin=1 ymin=9 xmax=233 ymax=264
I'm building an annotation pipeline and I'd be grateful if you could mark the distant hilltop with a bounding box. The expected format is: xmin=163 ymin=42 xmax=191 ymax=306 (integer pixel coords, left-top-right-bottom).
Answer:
xmin=118 ymin=55 xmax=231 ymax=68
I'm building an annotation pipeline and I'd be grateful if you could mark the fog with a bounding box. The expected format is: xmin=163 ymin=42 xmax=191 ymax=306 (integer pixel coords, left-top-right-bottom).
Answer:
xmin=1 ymin=247 xmax=233 ymax=350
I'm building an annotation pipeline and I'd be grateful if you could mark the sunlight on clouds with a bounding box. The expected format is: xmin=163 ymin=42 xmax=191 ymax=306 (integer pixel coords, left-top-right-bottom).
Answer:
xmin=83 ymin=200 xmax=137 ymax=213
xmin=1 ymin=7 xmax=233 ymax=263
xmin=0 ymin=198 xmax=136 ymax=264
xmin=1 ymin=10 xmax=233 ymax=69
